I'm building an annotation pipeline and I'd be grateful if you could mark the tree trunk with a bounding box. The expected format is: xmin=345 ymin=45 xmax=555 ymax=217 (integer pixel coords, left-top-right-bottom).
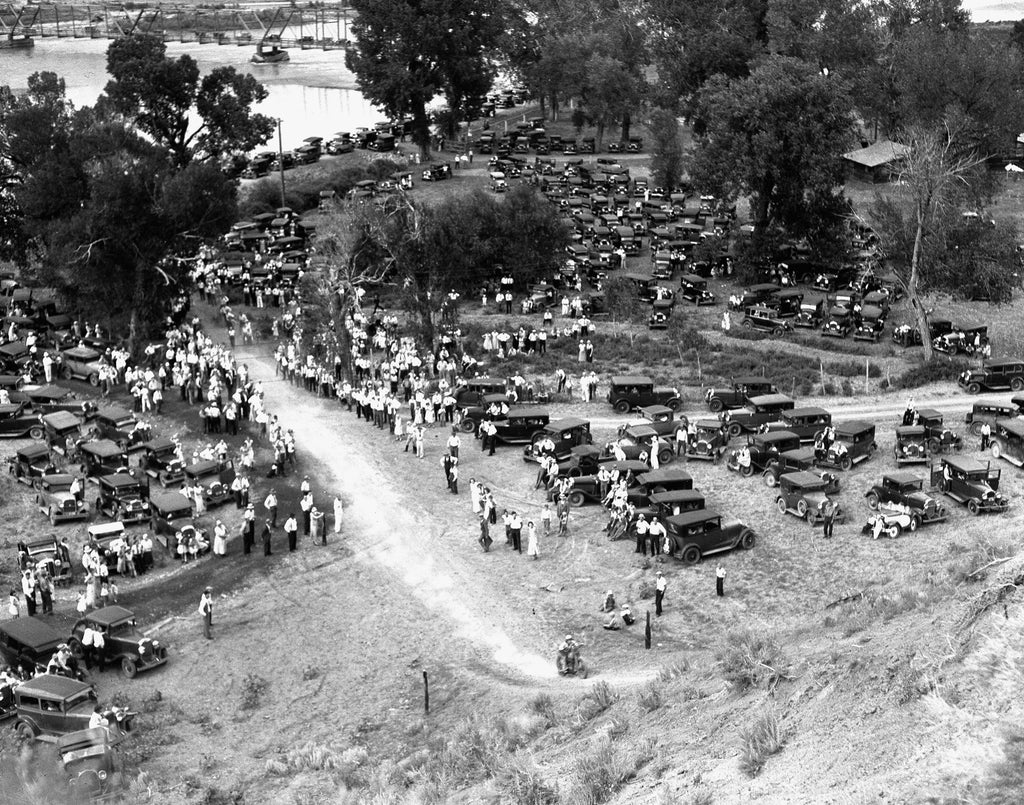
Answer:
xmin=550 ymin=94 xmax=559 ymax=121
xmin=910 ymin=201 xmax=934 ymax=362
xmin=595 ymin=120 xmax=605 ymax=152
xmin=620 ymin=111 xmax=631 ymax=144
xmin=410 ymin=96 xmax=432 ymax=161
xmin=127 ymin=264 xmax=148 ymax=357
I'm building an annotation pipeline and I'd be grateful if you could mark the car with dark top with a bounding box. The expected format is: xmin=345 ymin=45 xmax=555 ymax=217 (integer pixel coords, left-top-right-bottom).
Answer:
xmin=57 ymin=727 xmax=127 ymax=802
xmin=663 ymin=509 xmax=755 ymax=564
xmin=12 ymin=674 xmax=134 ymax=743
xmin=794 ymin=297 xmax=827 ymax=329
xmin=0 ymin=402 xmax=45 ymax=440
xmin=914 ymin=408 xmax=962 ymax=453
xmin=94 ymin=474 xmax=151 ymax=523
xmin=728 ymin=283 xmax=780 ymax=310
xmin=454 ymin=377 xmax=508 ymax=408
xmin=635 ymin=469 xmax=694 ymax=495
xmin=92 ymin=406 xmax=151 ymax=452
xmin=865 ymin=472 xmax=948 ymax=528
xmin=607 ymin=375 xmax=681 ymax=413
xmin=9 ymin=443 xmax=55 ymax=485
xmin=853 ymin=305 xmax=887 ymax=342
xmin=59 ymin=346 xmax=105 ymax=386
xmin=522 ymin=417 xmax=592 ymax=462
xmin=149 ymin=490 xmax=195 ymax=539
xmin=892 ymin=318 xmax=954 ymax=348
xmin=929 ymin=456 xmax=1009 ymax=515
xmin=965 ymin=401 xmax=1020 ymax=436
xmin=0 ymin=617 xmax=66 ymax=677
xmin=726 ymin=430 xmax=801 ymax=476
xmin=79 ymin=440 xmax=129 ymax=480
xmin=680 ymin=419 xmax=728 ymax=462
xmin=814 ymin=420 xmax=877 ymax=470
xmin=679 ymin=274 xmax=716 ymax=305
xmin=959 ymin=359 xmax=1024 ymax=394
xmin=703 ymin=376 xmax=778 ymax=413
xmin=894 ymin=425 xmax=929 ymax=466
xmin=635 ymin=405 xmax=688 ymax=440
xmin=769 ymin=407 xmax=832 ymax=443
xmin=721 ymin=394 xmax=796 ymax=438
xmin=741 ymin=305 xmax=793 ymax=336
xmin=183 ymin=459 xmax=236 ymax=507
xmin=43 ymin=410 xmax=84 ymax=457
xmin=989 ymin=418 xmax=1024 ymax=468
xmin=761 ymin=447 xmax=840 ymax=493
xmin=70 ymin=606 xmax=168 ymax=678
xmin=565 ymin=459 xmax=652 ymax=507
xmin=607 ymin=423 xmax=677 ymax=465
xmin=775 ymin=471 xmax=844 ymax=525
xmin=8 ymin=384 xmax=97 ymax=419
xmin=637 ymin=489 xmax=706 ymax=521
xmin=140 ymin=437 xmax=186 ymax=486
xmin=35 ymin=473 xmax=90 ymax=524
xmin=821 ymin=305 xmax=854 ymax=338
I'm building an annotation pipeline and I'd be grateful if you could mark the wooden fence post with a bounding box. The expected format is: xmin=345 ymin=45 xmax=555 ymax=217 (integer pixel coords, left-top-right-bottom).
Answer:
xmin=423 ymin=671 xmax=429 ymax=714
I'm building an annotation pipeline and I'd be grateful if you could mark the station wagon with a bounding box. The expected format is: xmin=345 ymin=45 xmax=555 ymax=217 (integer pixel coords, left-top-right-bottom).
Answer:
xmin=607 ymin=375 xmax=682 ymax=413
xmin=989 ymin=418 xmax=1024 ymax=468
xmin=704 ymin=377 xmax=778 ymax=413
xmin=959 ymin=359 xmax=1024 ymax=394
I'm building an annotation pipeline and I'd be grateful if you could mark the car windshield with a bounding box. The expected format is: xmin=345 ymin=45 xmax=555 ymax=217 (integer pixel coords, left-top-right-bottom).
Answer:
xmin=67 ymin=690 xmax=98 ymax=709
xmin=107 ymin=620 xmax=137 ymax=637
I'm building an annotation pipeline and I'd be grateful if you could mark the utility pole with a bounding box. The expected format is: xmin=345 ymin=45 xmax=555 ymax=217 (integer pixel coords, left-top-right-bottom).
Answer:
xmin=277 ymin=118 xmax=286 ymax=208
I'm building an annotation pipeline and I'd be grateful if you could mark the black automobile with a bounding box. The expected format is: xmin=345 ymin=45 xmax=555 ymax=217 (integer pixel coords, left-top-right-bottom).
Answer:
xmin=663 ymin=510 xmax=756 ymax=564
xmin=704 ymin=377 xmax=779 ymax=414
xmin=761 ymin=447 xmax=840 ymax=493
xmin=607 ymin=375 xmax=682 ymax=414
xmin=814 ymin=420 xmax=877 ymax=470
xmin=0 ymin=402 xmax=45 ymax=440
xmin=489 ymin=408 xmax=551 ymax=446
xmin=741 ymin=305 xmax=793 ymax=336
xmin=721 ymin=394 xmax=796 ymax=438
xmin=821 ymin=305 xmax=853 ymax=338
xmin=184 ymin=460 xmax=236 ymax=508
xmin=140 ymin=437 xmax=186 ymax=487
xmin=728 ymin=283 xmax=781 ymax=310
xmin=8 ymin=384 xmax=97 ymax=419
xmin=70 ymin=606 xmax=168 ymax=678
xmin=930 ymin=456 xmax=1009 ymax=515
xmin=95 ymin=474 xmax=151 ymax=523
xmin=522 ymin=417 xmax=592 ymax=462
xmin=892 ymin=318 xmax=954 ymax=348
xmin=79 ymin=440 xmax=129 ymax=480
xmin=865 ymin=472 xmax=948 ymax=528
xmin=0 ymin=617 xmax=66 ymax=677
xmin=894 ymin=425 xmax=929 ymax=466
xmin=959 ymin=359 xmax=1024 ymax=394
xmin=149 ymin=489 xmax=195 ymax=540
xmin=92 ymin=406 xmax=151 ymax=452
xmin=770 ymin=407 xmax=832 ymax=443
xmin=852 ymin=305 xmax=886 ymax=342
xmin=768 ymin=289 xmax=803 ymax=317
xmin=454 ymin=377 xmax=508 ymax=408
xmin=42 ymin=410 xmax=84 ymax=457
xmin=914 ymin=408 xmax=963 ymax=454
xmin=726 ymin=430 xmax=801 ymax=476
xmin=679 ymin=274 xmax=716 ymax=305
xmin=8 ymin=443 xmax=56 ymax=485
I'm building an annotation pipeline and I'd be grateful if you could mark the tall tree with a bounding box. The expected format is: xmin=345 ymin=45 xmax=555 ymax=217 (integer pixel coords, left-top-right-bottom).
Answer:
xmin=647 ymin=107 xmax=685 ymax=191
xmin=103 ymin=34 xmax=274 ymax=168
xmin=346 ymin=0 xmax=509 ymax=156
xmin=690 ymin=55 xmax=855 ymax=258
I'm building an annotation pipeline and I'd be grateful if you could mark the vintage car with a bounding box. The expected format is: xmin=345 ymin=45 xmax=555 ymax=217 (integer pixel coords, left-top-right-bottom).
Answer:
xmin=636 ymin=489 xmax=706 ymax=522
xmin=721 ymin=394 xmax=796 ymax=438
xmin=59 ymin=346 xmax=105 ymax=386
xmin=522 ymin=417 xmax=592 ymax=462
xmin=770 ymin=407 xmax=832 ymax=443
xmin=183 ymin=459 xmax=236 ymax=507
xmin=0 ymin=402 xmax=45 ymax=440
xmin=965 ymin=401 xmax=1020 ymax=436
xmin=814 ymin=420 xmax=876 ymax=470
xmin=679 ymin=419 xmax=728 ymax=462
xmin=679 ymin=274 xmax=716 ymax=305
xmin=704 ymin=376 xmax=778 ymax=413
xmin=726 ymin=431 xmax=801 ymax=477
xmin=57 ymin=727 xmax=127 ymax=802
xmin=554 ymin=444 xmax=605 ymax=478
xmin=0 ymin=617 xmax=66 ymax=677
xmin=765 ymin=289 xmax=803 ymax=318
xmin=728 ymin=283 xmax=781 ymax=310
xmin=862 ymin=508 xmax=918 ymax=539
xmin=13 ymin=675 xmax=134 ymax=743
xmin=606 ymin=375 xmax=682 ymax=413
xmin=648 ymin=303 xmax=672 ymax=330
xmin=91 ymin=407 xmax=151 ymax=452
xmin=94 ymin=474 xmax=151 ymax=523
xmin=775 ymin=471 xmax=844 ymax=525
xmin=794 ymin=297 xmax=827 ymax=329
xmin=635 ymin=469 xmax=694 ymax=495
xmin=762 ymin=447 xmax=840 ymax=493
xmin=635 ymin=405 xmax=688 ymax=440
xmin=864 ymin=472 xmax=948 ymax=528
xmin=35 ymin=473 xmax=90 ymax=524
xmin=79 ymin=440 xmax=129 ymax=480
xmin=959 ymin=359 xmax=1024 ymax=394
xmin=87 ymin=521 xmax=129 ymax=573
xmin=140 ymin=438 xmax=186 ymax=486
xmin=8 ymin=384 xmax=97 ymax=419
xmin=934 ymin=324 xmax=989 ymax=356
xmin=43 ymin=410 xmax=85 ymax=457
xmin=989 ymin=418 xmax=1024 ymax=468
xmin=741 ymin=305 xmax=793 ymax=336
xmin=70 ymin=606 xmax=168 ymax=678
xmin=9 ymin=443 xmax=56 ymax=485
xmin=892 ymin=318 xmax=954 ymax=348
xmin=565 ymin=459 xmax=652 ymax=507
xmin=930 ymin=456 xmax=1009 ymax=515
xmin=607 ymin=423 xmax=677 ymax=465
xmin=149 ymin=490 xmax=194 ymax=538
xmin=893 ymin=425 xmax=929 ymax=466
xmin=663 ymin=509 xmax=755 ymax=564
xmin=821 ymin=305 xmax=854 ymax=338
xmin=853 ymin=305 xmax=887 ymax=342
xmin=914 ymin=408 xmax=963 ymax=453
xmin=454 ymin=377 xmax=508 ymax=408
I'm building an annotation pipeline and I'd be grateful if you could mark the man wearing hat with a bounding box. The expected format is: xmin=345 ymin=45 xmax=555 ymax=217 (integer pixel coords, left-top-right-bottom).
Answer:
xmin=284 ymin=513 xmax=298 ymax=552
xmin=199 ymin=587 xmax=213 ymax=640
xmin=261 ymin=519 xmax=273 ymax=556
xmin=655 ymin=571 xmax=668 ymax=616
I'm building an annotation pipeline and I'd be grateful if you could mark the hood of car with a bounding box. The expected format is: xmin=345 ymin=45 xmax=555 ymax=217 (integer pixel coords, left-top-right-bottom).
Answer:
xmin=906 ymin=490 xmax=938 ymax=509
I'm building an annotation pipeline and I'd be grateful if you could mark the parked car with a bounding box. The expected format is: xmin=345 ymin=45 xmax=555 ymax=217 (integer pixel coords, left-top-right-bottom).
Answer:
xmin=728 ymin=283 xmax=780 ymax=310
xmin=183 ymin=459 xmax=236 ymax=508
xmin=770 ymin=407 xmax=832 ymax=444
xmin=892 ymin=318 xmax=954 ymax=348
xmin=8 ymin=443 xmax=56 ymax=485
xmin=454 ymin=377 xmax=507 ymax=408
xmin=607 ymin=423 xmax=677 ymax=465
xmin=0 ymin=617 xmax=66 ymax=677
xmin=69 ymin=606 xmax=168 ymax=678
xmin=726 ymin=431 xmax=801 ymax=477
xmin=57 ymin=727 xmax=127 ymax=802
xmin=634 ymin=405 xmax=688 ymax=440
xmin=862 ymin=508 xmax=918 ymax=539
xmin=638 ymin=488 xmax=706 ymax=521
xmin=79 ymin=440 xmax=129 ymax=480
xmin=679 ymin=274 xmax=716 ymax=305
xmin=12 ymin=674 xmax=134 ymax=743
xmin=965 ymin=401 xmax=1020 ymax=436
xmin=775 ymin=471 xmax=844 ymax=525
xmin=565 ymin=459 xmax=652 ymax=507
xmin=8 ymin=384 xmax=97 ymax=419
xmin=794 ymin=297 xmax=826 ymax=329
xmin=864 ymin=472 xmax=948 ymax=528
xmin=606 ymin=375 xmax=682 ymax=413
xmin=59 ymin=346 xmax=105 ymax=386
xmin=148 ymin=490 xmax=195 ymax=539
xmin=140 ymin=438 xmax=186 ymax=486
xmin=42 ymin=410 xmax=84 ymax=458
xmin=989 ymin=418 xmax=1024 ymax=468
xmin=853 ymin=305 xmax=886 ymax=342
xmin=663 ymin=509 xmax=755 ymax=564
xmin=930 ymin=456 xmax=1009 ymax=515
xmin=522 ymin=418 xmax=592 ymax=462
xmin=94 ymin=474 xmax=151 ymax=523
xmin=894 ymin=425 xmax=929 ymax=466
xmin=680 ymin=420 xmax=728 ymax=462
xmin=914 ymin=408 xmax=963 ymax=453
xmin=704 ymin=377 xmax=778 ymax=413
xmin=35 ymin=473 xmax=90 ymax=524
xmin=821 ymin=305 xmax=854 ymax=338
xmin=959 ymin=359 xmax=1024 ymax=394
xmin=934 ymin=324 xmax=989 ymax=356
xmin=761 ymin=448 xmax=840 ymax=493
xmin=0 ymin=402 xmax=45 ymax=440
xmin=634 ymin=469 xmax=694 ymax=495
xmin=814 ymin=421 xmax=877 ymax=470
xmin=91 ymin=406 xmax=151 ymax=452
xmin=721 ymin=394 xmax=796 ymax=438
xmin=741 ymin=305 xmax=793 ymax=336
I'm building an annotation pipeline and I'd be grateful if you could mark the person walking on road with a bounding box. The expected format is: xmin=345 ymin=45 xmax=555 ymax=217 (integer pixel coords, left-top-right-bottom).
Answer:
xmin=199 ymin=587 xmax=213 ymax=640
xmin=716 ymin=565 xmax=726 ymax=597
xmin=655 ymin=571 xmax=667 ymax=616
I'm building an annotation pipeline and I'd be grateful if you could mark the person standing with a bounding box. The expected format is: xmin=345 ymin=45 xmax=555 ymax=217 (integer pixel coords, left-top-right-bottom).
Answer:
xmin=311 ymin=507 xmax=326 ymax=545
xmin=37 ymin=572 xmax=53 ymax=615
xmin=261 ymin=520 xmax=273 ymax=556
xmin=284 ymin=513 xmax=298 ymax=552
xmin=716 ymin=565 xmax=726 ymax=597
xmin=199 ymin=587 xmax=214 ymax=640
xmin=264 ymin=490 xmax=278 ymax=528
xmin=980 ymin=421 xmax=991 ymax=451
xmin=446 ymin=429 xmax=461 ymax=458
xmin=509 ymin=511 xmax=523 ymax=553
xmin=655 ymin=571 xmax=667 ymax=616
xmin=213 ymin=520 xmax=228 ymax=557
xmin=649 ymin=518 xmax=667 ymax=557
xmin=478 ymin=515 xmax=492 ymax=552
xmin=540 ymin=502 xmax=552 ymax=535
xmin=821 ymin=501 xmax=836 ymax=539
xmin=526 ymin=521 xmax=539 ymax=560
xmin=300 ymin=491 xmax=313 ymax=535
xmin=449 ymin=462 xmax=459 ymax=495
xmin=333 ymin=494 xmax=344 ymax=534
xmin=21 ymin=571 xmax=36 ymax=617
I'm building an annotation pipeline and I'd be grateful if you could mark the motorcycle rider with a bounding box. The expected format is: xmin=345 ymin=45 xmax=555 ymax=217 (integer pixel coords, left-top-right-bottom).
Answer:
xmin=558 ymin=634 xmax=581 ymax=673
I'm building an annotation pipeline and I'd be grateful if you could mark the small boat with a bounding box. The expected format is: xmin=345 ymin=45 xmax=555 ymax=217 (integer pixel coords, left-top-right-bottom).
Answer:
xmin=0 ymin=32 xmax=34 ymax=49
xmin=251 ymin=42 xmax=289 ymax=64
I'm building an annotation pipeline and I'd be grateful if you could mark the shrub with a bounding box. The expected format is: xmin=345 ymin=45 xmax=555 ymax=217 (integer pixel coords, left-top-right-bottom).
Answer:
xmin=893 ymin=357 xmax=972 ymax=389
xmin=239 ymin=673 xmax=269 ymax=710
xmin=657 ymin=660 xmax=690 ymax=682
xmin=585 ymin=681 xmax=619 ymax=714
xmin=637 ymin=682 xmax=663 ymax=713
xmin=563 ymin=735 xmax=641 ymax=805
xmin=717 ymin=629 xmax=790 ymax=691
xmin=738 ymin=710 xmax=783 ymax=777
xmin=493 ymin=754 xmax=558 ymax=805
xmin=529 ymin=693 xmax=557 ymax=725
xmin=978 ymin=732 xmax=1024 ymax=805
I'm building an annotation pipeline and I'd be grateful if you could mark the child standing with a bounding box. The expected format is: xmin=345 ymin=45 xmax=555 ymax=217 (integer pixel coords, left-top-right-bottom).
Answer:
xmin=540 ymin=503 xmax=552 ymax=535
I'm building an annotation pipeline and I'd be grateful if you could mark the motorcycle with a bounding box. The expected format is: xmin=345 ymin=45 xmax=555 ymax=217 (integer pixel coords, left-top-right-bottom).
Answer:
xmin=556 ymin=647 xmax=588 ymax=678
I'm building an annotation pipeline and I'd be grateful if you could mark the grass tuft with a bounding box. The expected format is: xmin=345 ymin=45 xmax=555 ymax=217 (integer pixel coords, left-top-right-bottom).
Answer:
xmin=738 ymin=709 xmax=783 ymax=777
xmin=718 ymin=628 xmax=791 ymax=691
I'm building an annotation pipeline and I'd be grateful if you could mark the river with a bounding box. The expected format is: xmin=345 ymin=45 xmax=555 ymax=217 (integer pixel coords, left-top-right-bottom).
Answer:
xmin=0 ymin=37 xmax=382 ymax=151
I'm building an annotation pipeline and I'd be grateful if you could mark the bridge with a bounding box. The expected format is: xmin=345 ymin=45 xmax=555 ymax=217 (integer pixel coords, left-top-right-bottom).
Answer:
xmin=0 ymin=3 xmax=356 ymax=49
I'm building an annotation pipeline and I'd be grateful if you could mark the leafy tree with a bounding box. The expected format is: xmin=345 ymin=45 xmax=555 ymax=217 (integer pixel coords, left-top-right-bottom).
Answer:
xmin=346 ymin=0 xmax=509 ymax=156
xmin=604 ymin=276 xmax=645 ymax=322
xmin=690 ymin=55 xmax=855 ymax=257
xmin=647 ymin=107 xmax=685 ymax=191
xmin=103 ymin=34 xmax=274 ymax=168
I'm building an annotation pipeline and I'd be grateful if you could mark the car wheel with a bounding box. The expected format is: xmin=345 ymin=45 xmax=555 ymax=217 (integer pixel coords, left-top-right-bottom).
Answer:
xmin=776 ymin=497 xmax=787 ymax=514
xmin=969 ymin=422 xmax=983 ymax=436
xmin=991 ymin=443 xmax=1002 ymax=459
xmin=764 ymin=472 xmax=777 ymax=488
xmin=459 ymin=420 xmax=476 ymax=434
xmin=866 ymin=492 xmax=880 ymax=510
xmin=840 ymin=455 xmax=852 ymax=471
xmin=966 ymin=383 xmax=981 ymax=395
xmin=613 ymin=400 xmax=630 ymax=414
xmin=742 ymin=319 xmax=752 ymax=328
xmin=28 ymin=426 xmax=44 ymax=441
xmin=68 ymin=637 xmax=84 ymax=658
xmin=666 ymin=398 xmax=682 ymax=412
xmin=740 ymin=463 xmax=755 ymax=478
xmin=14 ymin=721 xmax=36 ymax=741
xmin=681 ymin=545 xmax=701 ymax=564
xmin=796 ymin=499 xmax=808 ymax=517
xmin=88 ymin=373 xmax=100 ymax=387
xmin=927 ymin=438 xmax=940 ymax=453
xmin=967 ymin=498 xmax=980 ymax=515
xmin=772 ymin=327 xmax=784 ymax=336
xmin=658 ymin=449 xmax=674 ymax=465
xmin=1012 ymin=377 xmax=1024 ymax=392
xmin=740 ymin=529 xmax=755 ymax=550
xmin=121 ymin=658 xmax=138 ymax=679
xmin=708 ymin=398 xmax=724 ymax=413
xmin=568 ymin=491 xmax=585 ymax=507
xmin=887 ymin=525 xmax=901 ymax=538
xmin=909 ymin=515 xmax=920 ymax=533
xmin=727 ymin=423 xmax=742 ymax=439
xmin=60 ymin=365 xmax=74 ymax=380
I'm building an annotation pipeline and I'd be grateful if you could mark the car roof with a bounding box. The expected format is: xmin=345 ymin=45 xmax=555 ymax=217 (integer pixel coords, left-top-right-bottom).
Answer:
xmin=861 ymin=305 xmax=884 ymax=318
xmin=57 ymin=726 xmax=112 ymax=753
xmin=547 ymin=417 xmax=589 ymax=431
xmin=666 ymin=509 xmax=720 ymax=528
xmin=942 ymin=455 xmax=989 ymax=472
xmin=0 ymin=616 xmax=66 ymax=649
xmin=773 ymin=289 xmax=803 ymax=298
xmin=649 ymin=489 xmax=704 ymax=504
xmin=95 ymin=406 xmax=133 ymax=421
xmin=610 ymin=375 xmax=653 ymax=385
xmin=81 ymin=605 xmax=136 ymax=627
xmin=40 ymin=473 xmax=75 ymax=485
xmin=883 ymin=471 xmax=923 ymax=485
xmin=896 ymin=425 xmax=926 ymax=435
xmin=100 ymin=473 xmax=140 ymax=487
xmin=915 ymin=408 xmax=942 ymax=419
xmin=985 ymin=358 xmax=1024 ymax=368
xmin=785 ymin=407 xmax=829 ymax=418
xmin=17 ymin=673 xmax=93 ymax=699
xmin=748 ymin=394 xmax=794 ymax=406
xmin=17 ymin=443 xmax=51 ymax=459
xmin=695 ymin=419 xmax=722 ymax=429
xmin=508 ymin=407 xmax=549 ymax=418
xmin=80 ymin=440 xmax=124 ymax=457
xmin=150 ymin=490 xmax=193 ymax=510
xmin=997 ymin=418 xmax=1024 ymax=437
xmin=973 ymin=402 xmax=1015 ymax=412
xmin=0 ymin=402 xmax=25 ymax=415
xmin=755 ymin=430 xmax=800 ymax=444
xmin=62 ymin=346 xmax=101 ymax=360
xmin=836 ymin=420 xmax=874 ymax=436
xmin=88 ymin=522 xmax=125 ymax=538
xmin=605 ymin=460 xmax=650 ymax=472
xmin=680 ymin=273 xmax=706 ymax=282
xmin=637 ymin=469 xmax=692 ymax=485
xmin=780 ymin=447 xmax=815 ymax=462
xmin=781 ymin=470 xmax=827 ymax=488
xmin=466 ymin=376 xmax=505 ymax=386
xmin=640 ymin=405 xmax=673 ymax=416
xmin=144 ymin=437 xmax=177 ymax=451
xmin=625 ymin=424 xmax=659 ymax=438
xmin=187 ymin=459 xmax=221 ymax=474
xmin=19 ymin=384 xmax=74 ymax=401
